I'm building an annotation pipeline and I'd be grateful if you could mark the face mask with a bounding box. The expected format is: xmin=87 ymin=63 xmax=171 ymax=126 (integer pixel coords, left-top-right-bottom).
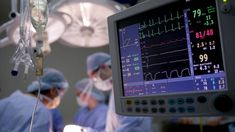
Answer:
xmin=76 ymin=97 xmax=88 ymax=107
xmin=92 ymin=67 xmax=113 ymax=91
xmin=94 ymin=76 xmax=112 ymax=91
xmin=40 ymin=94 xmax=61 ymax=109
xmin=76 ymin=80 xmax=93 ymax=107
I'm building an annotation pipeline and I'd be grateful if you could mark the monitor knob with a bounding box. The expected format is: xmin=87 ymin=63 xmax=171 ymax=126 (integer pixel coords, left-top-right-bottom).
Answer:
xmin=214 ymin=95 xmax=233 ymax=112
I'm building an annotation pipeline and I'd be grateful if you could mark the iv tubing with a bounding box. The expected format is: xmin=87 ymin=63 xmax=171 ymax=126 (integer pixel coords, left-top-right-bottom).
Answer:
xmin=29 ymin=76 xmax=42 ymax=132
xmin=11 ymin=0 xmax=18 ymax=13
xmin=199 ymin=117 xmax=204 ymax=132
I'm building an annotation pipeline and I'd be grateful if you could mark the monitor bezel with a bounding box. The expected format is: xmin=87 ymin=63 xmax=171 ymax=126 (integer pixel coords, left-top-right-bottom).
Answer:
xmin=108 ymin=0 xmax=235 ymax=116
xmin=109 ymin=0 xmax=229 ymax=99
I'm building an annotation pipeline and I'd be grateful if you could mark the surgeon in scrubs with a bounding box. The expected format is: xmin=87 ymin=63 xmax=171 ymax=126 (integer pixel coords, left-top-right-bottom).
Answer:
xmin=73 ymin=78 xmax=108 ymax=130
xmin=0 ymin=68 xmax=69 ymax=132
xmin=86 ymin=52 xmax=153 ymax=132
xmin=50 ymin=108 xmax=64 ymax=132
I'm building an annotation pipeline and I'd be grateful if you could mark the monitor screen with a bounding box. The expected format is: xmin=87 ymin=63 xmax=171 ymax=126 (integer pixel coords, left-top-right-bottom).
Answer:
xmin=117 ymin=0 xmax=226 ymax=97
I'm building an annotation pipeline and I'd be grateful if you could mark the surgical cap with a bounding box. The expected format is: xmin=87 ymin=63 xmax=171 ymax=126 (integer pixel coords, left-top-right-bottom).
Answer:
xmin=27 ymin=68 xmax=69 ymax=93
xmin=75 ymin=78 xmax=105 ymax=101
xmin=86 ymin=52 xmax=111 ymax=75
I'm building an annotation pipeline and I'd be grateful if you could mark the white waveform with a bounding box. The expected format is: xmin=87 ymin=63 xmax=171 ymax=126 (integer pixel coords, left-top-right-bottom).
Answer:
xmin=139 ymin=22 xmax=185 ymax=40
xmin=139 ymin=11 xmax=184 ymax=31
xmin=145 ymin=68 xmax=190 ymax=80
xmin=143 ymin=59 xmax=189 ymax=68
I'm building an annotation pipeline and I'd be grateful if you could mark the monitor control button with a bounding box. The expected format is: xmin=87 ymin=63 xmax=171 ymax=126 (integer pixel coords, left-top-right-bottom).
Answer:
xmin=168 ymin=99 xmax=175 ymax=105
xmin=214 ymin=95 xmax=233 ymax=112
xmin=141 ymin=100 xmax=148 ymax=105
xmin=197 ymin=96 xmax=207 ymax=103
xmin=158 ymin=100 xmax=165 ymax=105
xmin=126 ymin=100 xmax=132 ymax=105
xmin=178 ymin=107 xmax=186 ymax=113
xmin=177 ymin=98 xmax=185 ymax=105
xmin=169 ymin=107 xmax=177 ymax=113
xmin=151 ymin=108 xmax=158 ymax=113
xmin=159 ymin=108 xmax=166 ymax=113
xmin=150 ymin=100 xmax=157 ymax=105
xmin=127 ymin=107 xmax=133 ymax=112
xmin=135 ymin=100 xmax=140 ymax=105
xmin=187 ymin=106 xmax=195 ymax=113
xmin=186 ymin=97 xmax=194 ymax=104
xmin=142 ymin=108 xmax=149 ymax=113
xmin=136 ymin=108 xmax=141 ymax=113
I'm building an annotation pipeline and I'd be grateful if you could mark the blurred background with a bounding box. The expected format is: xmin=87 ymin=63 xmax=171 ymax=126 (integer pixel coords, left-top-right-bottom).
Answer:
xmin=0 ymin=1 xmax=165 ymax=131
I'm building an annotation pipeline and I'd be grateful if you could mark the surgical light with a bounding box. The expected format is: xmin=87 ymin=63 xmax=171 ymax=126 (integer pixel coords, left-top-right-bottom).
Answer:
xmin=54 ymin=0 xmax=125 ymax=47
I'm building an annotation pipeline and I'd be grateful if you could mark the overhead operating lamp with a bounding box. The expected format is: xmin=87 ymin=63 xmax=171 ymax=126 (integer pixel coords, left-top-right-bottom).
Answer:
xmin=54 ymin=0 xmax=125 ymax=47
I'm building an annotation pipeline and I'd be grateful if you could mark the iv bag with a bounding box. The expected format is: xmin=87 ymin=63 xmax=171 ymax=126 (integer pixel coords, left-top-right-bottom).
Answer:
xmin=30 ymin=0 xmax=48 ymax=34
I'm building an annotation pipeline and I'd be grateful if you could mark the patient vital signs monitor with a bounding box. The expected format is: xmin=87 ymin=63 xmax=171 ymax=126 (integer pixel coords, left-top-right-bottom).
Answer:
xmin=108 ymin=0 xmax=235 ymax=116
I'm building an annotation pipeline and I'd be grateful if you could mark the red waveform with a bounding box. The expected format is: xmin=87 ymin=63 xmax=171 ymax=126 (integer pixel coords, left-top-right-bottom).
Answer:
xmin=142 ymin=37 xmax=186 ymax=49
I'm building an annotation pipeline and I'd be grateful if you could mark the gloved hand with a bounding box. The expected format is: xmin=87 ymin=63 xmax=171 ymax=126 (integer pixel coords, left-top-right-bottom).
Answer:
xmin=63 ymin=125 xmax=87 ymax=132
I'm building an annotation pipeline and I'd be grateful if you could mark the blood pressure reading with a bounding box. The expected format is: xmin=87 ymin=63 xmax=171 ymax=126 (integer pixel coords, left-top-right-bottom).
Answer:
xmin=117 ymin=0 xmax=226 ymax=96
